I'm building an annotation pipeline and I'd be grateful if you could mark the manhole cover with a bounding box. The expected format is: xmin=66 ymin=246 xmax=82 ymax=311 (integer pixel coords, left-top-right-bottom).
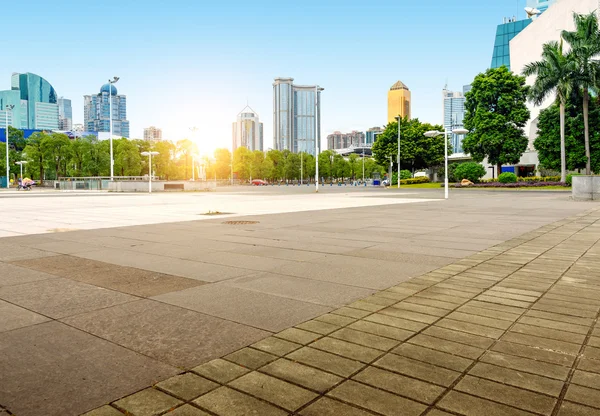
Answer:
xmin=223 ymin=221 xmax=259 ymax=225
xmin=200 ymin=211 xmax=233 ymax=216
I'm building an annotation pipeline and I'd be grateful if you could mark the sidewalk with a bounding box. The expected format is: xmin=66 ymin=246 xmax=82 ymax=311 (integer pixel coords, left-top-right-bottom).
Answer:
xmin=81 ymin=207 xmax=600 ymax=416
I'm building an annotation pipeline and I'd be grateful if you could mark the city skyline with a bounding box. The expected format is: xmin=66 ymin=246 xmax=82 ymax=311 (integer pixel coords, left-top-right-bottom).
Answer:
xmin=3 ymin=0 xmax=545 ymax=155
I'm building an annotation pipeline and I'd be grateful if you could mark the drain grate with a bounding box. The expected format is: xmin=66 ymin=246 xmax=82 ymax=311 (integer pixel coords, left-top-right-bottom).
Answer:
xmin=223 ymin=220 xmax=259 ymax=225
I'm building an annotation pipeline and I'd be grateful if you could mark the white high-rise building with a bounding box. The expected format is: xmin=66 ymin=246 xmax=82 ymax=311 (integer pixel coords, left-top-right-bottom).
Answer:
xmin=144 ymin=126 xmax=162 ymax=141
xmin=443 ymin=89 xmax=466 ymax=154
xmin=232 ymin=106 xmax=263 ymax=152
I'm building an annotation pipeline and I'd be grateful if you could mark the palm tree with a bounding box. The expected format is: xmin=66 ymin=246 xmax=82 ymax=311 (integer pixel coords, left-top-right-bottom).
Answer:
xmin=562 ymin=12 xmax=600 ymax=175
xmin=523 ymin=40 xmax=574 ymax=182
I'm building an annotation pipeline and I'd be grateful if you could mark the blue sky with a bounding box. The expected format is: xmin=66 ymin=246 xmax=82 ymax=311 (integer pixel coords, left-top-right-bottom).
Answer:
xmin=3 ymin=0 xmax=528 ymax=154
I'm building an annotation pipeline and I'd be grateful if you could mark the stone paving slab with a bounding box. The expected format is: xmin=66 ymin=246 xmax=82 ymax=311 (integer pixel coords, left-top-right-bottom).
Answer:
xmin=79 ymin=206 xmax=600 ymax=416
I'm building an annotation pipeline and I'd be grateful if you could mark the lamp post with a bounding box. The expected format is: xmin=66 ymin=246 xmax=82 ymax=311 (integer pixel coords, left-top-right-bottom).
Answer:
xmin=141 ymin=151 xmax=159 ymax=193
xmin=5 ymin=104 xmax=14 ymax=189
xmin=395 ymin=116 xmax=401 ymax=188
xmin=15 ymin=161 xmax=27 ymax=185
xmin=424 ymin=128 xmax=469 ymax=199
xmin=315 ymin=86 xmax=321 ymax=193
xmin=300 ymin=152 xmax=303 ymax=185
xmin=108 ymin=76 xmax=120 ymax=181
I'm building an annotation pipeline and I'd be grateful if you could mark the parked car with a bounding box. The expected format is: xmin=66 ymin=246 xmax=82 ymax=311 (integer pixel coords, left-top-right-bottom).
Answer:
xmin=251 ymin=179 xmax=268 ymax=186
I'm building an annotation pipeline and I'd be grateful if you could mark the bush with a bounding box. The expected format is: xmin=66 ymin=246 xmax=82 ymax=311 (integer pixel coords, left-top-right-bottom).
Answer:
xmin=517 ymin=176 xmax=560 ymax=182
xmin=453 ymin=162 xmax=486 ymax=183
xmin=451 ymin=181 xmax=567 ymax=188
xmin=400 ymin=177 xmax=430 ymax=185
xmin=400 ymin=170 xmax=412 ymax=180
xmin=566 ymin=173 xmax=581 ymax=186
xmin=498 ymin=172 xmax=517 ymax=183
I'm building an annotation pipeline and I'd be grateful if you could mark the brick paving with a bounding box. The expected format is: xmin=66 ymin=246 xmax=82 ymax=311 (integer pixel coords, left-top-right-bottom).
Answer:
xmin=77 ymin=207 xmax=600 ymax=416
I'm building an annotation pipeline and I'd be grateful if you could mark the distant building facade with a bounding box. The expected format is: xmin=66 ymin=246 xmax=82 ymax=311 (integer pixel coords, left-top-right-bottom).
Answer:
xmin=387 ymin=81 xmax=411 ymax=124
xmin=526 ymin=0 xmax=557 ymax=13
xmin=365 ymin=127 xmax=383 ymax=146
xmin=232 ymin=106 xmax=263 ymax=152
xmin=273 ymin=77 xmax=323 ymax=155
xmin=490 ymin=17 xmax=532 ymax=70
xmin=84 ymin=83 xmax=129 ymax=138
xmin=327 ymin=131 xmax=365 ymax=150
xmin=144 ymin=126 xmax=163 ymax=141
xmin=443 ymin=89 xmax=467 ymax=154
xmin=0 ymin=72 xmax=59 ymax=130
xmin=58 ymin=97 xmax=72 ymax=131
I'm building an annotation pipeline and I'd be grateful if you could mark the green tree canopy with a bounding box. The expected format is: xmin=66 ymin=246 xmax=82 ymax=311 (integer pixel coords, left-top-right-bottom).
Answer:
xmin=463 ymin=66 xmax=531 ymax=176
xmin=371 ymin=117 xmax=447 ymax=172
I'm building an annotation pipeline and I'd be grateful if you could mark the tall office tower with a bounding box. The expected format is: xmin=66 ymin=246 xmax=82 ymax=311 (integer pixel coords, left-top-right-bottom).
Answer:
xmin=443 ymin=89 xmax=467 ymax=154
xmin=273 ymin=78 xmax=323 ymax=155
xmin=365 ymin=127 xmax=384 ymax=146
xmin=0 ymin=72 xmax=59 ymax=130
xmin=84 ymin=83 xmax=130 ymax=138
xmin=387 ymin=81 xmax=411 ymax=124
xmin=58 ymin=97 xmax=72 ymax=131
xmin=327 ymin=131 xmax=365 ymax=150
xmin=232 ymin=106 xmax=263 ymax=152
xmin=144 ymin=126 xmax=163 ymax=141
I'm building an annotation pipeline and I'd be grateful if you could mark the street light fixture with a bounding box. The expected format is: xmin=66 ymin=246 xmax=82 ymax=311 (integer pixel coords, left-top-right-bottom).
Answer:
xmin=5 ymin=104 xmax=14 ymax=189
xmin=108 ymin=76 xmax=120 ymax=181
xmin=424 ymin=128 xmax=469 ymax=199
xmin=15 ymin=161 xmax=27 ymax=185
xmin=395 ymin=116 xmax=402 ymax=189
xmin=141 ymin=151 xmax=159 ymax=193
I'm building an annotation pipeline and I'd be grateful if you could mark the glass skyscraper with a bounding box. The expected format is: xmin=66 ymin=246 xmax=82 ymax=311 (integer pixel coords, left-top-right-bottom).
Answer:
xmin=0 ymin=72 xmax=59 ymax=130
xmin=443 ymin=89 xmax=466 ymax=154
xmin=491 ymin=18 xmax=532 ymax=70
xmin=273 ymin=78 xmax=322 ymax=155
xmin=58 ymin=97 xmax=72 ymax=131
xmin=84 ymin=84 xmax=130 ymax=138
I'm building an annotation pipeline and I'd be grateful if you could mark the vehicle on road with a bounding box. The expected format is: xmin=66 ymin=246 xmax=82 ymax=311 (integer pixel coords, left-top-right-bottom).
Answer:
xmin=251 ymin=179 xmax=268 ymax=186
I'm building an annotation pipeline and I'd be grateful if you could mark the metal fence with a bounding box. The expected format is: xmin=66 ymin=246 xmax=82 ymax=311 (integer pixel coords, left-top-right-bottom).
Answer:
xmin=57 ymin=176 xmax=152 ymax=191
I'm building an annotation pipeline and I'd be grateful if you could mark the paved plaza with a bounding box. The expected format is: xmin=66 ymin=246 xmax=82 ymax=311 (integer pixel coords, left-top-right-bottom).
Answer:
xmin=1 ymin=188 xmax=599 ymax=415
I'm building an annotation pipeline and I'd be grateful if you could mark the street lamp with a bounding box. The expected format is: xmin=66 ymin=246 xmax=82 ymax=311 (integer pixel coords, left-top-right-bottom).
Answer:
xmin=108 ymin=76 xmax=120 ymax=181
xmin=141 ymin=151 xmax=159 ymax=193
xmin=15 ymin=161 xmax=27 ymax=185
xmin=315 ymin=86 xmax=323 ymax=193
xmin=424 ymin=128 xmax=469 ymax=199
xmin=395 ymin=116 xmax=401 ymax=189
xmin=5 ymin=104 xmax=14 ymax=189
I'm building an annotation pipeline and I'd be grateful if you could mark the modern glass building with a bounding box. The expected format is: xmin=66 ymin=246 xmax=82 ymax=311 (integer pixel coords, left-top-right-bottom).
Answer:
xmin=84 ymin=84 xmax=130 ymax=138
xmin=365 ymin=127 xmax=383 ymax=146
xmin=443 ymin=89 xmax=467 ymax=154
xmin=232 ymin=106 xmax=263 ymax=151
xmin=388 ymin=81 xmax=411 ymax=123
xmin=491 ymin=18 xmax=532 ymax=70
xmin=273 ymin=78 xmax=322 ymax=155
xmin=0 ymin=73 xmax=59 ymax=130
xmin=58 ymin=97 xmax=72 ymax=131
xmin=526 ymin=0 xmax=557 ymax=13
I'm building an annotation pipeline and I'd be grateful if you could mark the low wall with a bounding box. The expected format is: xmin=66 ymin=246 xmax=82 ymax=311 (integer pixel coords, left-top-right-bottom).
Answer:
xmin=108 ymin=180 xmax=217 ymax=192
xmin=572 ymin=176 xmax=600 ymax=201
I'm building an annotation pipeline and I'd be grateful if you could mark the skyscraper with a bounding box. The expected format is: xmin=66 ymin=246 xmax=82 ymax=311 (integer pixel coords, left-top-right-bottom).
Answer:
xmin=526 ymin=0 xmax=557 ymax=13
xmin=232 ymin=106 xmax=263 ymax=152
xmin=0 ymin=72 xmax=59 ymax=130
xmin=144 ymin=126 xmax=163 ymax=141
xmin=443 ymin=89 xmax=466 ymax=154
xmin=490 ymin=17 xmax=532 ymax=70
xmin=387 ymin=81 xmax=411 ymax=124
xmin=84 ymin=83 xmax=129 ymax=138
xmin=273 ymin=78 xmax=323 ymax=155
xmin=58 ymin=97 xmax=72 ymax=131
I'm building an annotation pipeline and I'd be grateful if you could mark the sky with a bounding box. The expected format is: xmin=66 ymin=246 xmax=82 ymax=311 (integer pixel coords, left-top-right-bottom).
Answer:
xmin=2 ymin=0 xmax=530 ymax=156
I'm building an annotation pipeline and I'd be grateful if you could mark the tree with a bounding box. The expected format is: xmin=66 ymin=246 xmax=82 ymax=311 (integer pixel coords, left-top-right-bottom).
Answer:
xmin=348 ymin=154 xmax=360 ymax=180
xmin=214 ymin=148 xmax=232 ymax=179
xmin=266 ymin=150 xmax=286 ymax=180
xmin=371 ymin=117 xmax=447 ymax=172
xmin=562 ymin=12 xmax=600 ymax=174
xmin=454 ymin=162 xmax=487 ymax=183
xmin=233 ymin=147 xmax=253 ymax=180
xmin=154 ymin=141 xmax=176 ymax=179
xmin=284 ymin=152 xmax=300 ymax=180
xmin=534 ymin=92 xmax=600 ymax=173
xmin=523 ymin=40 xmax=574 ymax=182
xmin=23 ymin=132 xmax=46 ymax=180
xmin=114 ymin=139 xmax=142 ymax=176
xmin=41 ymin=133 xmax=72 ymax=179
xmin=69 ymin=137 xmax=93 ymax=177
xmin=176 ymin=139 xmax=197 ymax=180
xmin=463 ymin=66 xmax=531 ymax=176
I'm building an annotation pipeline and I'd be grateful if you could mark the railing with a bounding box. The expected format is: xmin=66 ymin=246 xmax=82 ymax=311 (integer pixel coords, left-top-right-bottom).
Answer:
xmin=57 ymin=176 xmax=156 ymax=191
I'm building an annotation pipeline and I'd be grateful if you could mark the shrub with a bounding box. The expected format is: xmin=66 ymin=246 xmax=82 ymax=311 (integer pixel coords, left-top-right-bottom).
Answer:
xmin=566 ymin=173 xmax=581 ymax=186
xmin=400 ymin=170 xmax=412 ymax=180
xmin=517 ymin=176 xmax=560 ymax=182
xmin=400 ymin=177 xmax=430 ymax=185
xmin=453 ymin=162 xmax=486 ymax=183
xmin=498 ymin=172 xmax=517 ymax=183
xmin=451 ymin=181 xmax=567 ymax=188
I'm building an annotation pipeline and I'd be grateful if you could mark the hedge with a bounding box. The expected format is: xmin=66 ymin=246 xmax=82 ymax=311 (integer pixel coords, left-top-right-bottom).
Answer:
xmin=451 ymin=181 xmax=567 ymax=188
xmin=400 ymin=177 xmax=430 ymax=185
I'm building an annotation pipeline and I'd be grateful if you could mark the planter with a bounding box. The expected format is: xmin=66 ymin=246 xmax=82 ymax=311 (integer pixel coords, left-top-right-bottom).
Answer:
xmin=572 ymin=176 xmax=600 ymax=201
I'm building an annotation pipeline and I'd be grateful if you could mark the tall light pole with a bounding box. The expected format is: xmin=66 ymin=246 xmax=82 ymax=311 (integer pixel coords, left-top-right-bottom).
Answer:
xmin=5 ymin=104 xmax=14 ymax=189
xmin=141 ymin=151 xmax=159 ymax=193
xmin=108 ymin=76 xmax=120 ymax=181
xmin=395 ymin=115 xmax=401 ymax=188
xmin=15 ymin=161 xmax=27 ymax=185
xmin=315 ymin=86 xmax=320 ymax=192
xmin=189 ymin=127 xmax=199 ymax=181
xmin=300 ymin=152 xmax=303 ymax=185
xmin=424 ymin=128 xmax=468 ymax=199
